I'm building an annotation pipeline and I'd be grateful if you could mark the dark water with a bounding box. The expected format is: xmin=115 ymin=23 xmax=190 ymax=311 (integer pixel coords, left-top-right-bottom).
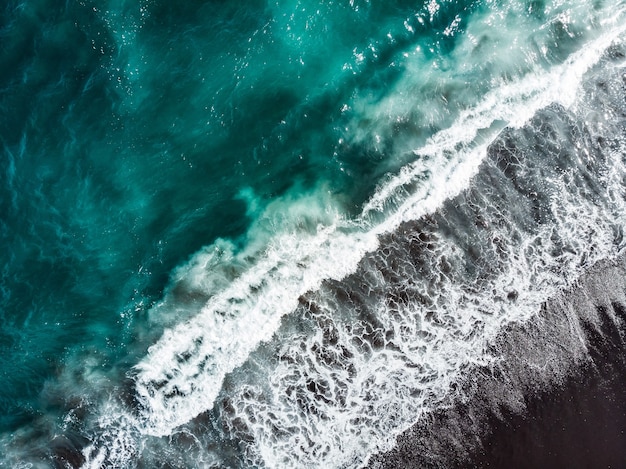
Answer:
xmin=1 ymin=0 xmax=626 ymax=467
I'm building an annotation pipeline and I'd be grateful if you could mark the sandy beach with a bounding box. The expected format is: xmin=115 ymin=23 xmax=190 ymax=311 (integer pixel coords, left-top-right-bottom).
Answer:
xmin=368 ymin=253 xmax=626 ymax=468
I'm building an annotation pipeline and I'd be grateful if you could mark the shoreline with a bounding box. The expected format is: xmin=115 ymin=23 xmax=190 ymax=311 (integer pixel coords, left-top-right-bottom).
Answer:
xmin=367 ymin=252 xmax=626 ymax=468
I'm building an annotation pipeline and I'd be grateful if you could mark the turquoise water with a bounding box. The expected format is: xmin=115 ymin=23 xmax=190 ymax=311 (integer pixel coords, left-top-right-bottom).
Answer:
xmin=0 ymin=0 xmax=467 ymax=429
xmin=2 ymin=0 xmax=626 ymax=467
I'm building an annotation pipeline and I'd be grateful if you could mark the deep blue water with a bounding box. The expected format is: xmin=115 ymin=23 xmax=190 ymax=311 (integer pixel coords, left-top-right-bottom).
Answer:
xmin=2 ymin=0 xmax=626 ymax=467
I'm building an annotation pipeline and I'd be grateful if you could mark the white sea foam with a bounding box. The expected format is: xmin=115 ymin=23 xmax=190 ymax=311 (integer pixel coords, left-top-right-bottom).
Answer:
xmin=363 ymin=15 xmax=626 ymax=229
xmin=130 ymin=19 xmax=626 ymax=439
xmin=236 ymin=192 xmax=626 ymax=468
xmin=133 ymin=195 xmax=379 ymax=436
xmin=79 ymin=4 xmax=626 ymax=467
xmin=222 ymin=57 xmax=626 ymax=469
xmin=81 ymin=402 xmax=139 ymax=469
xmin=128 ymin=24 xmax=623 ymax=442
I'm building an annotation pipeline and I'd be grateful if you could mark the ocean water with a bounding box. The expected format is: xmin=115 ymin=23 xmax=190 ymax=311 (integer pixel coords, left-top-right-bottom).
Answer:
xmin=1 ymin=0 xmax=626 ymax=467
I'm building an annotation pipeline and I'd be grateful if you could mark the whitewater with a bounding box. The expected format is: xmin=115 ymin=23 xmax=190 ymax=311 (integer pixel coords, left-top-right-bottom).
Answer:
xmin=1 ymin=0 xmax=626 ymax=467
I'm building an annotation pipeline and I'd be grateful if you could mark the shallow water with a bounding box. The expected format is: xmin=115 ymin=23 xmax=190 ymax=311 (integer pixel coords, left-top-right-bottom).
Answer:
xmin=1 ymin=0 xmax=626 ymax=467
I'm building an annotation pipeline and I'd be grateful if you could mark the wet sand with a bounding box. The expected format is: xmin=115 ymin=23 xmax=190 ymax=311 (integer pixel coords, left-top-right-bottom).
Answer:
xmin=368 ymin=253 xmax=626 ymax=469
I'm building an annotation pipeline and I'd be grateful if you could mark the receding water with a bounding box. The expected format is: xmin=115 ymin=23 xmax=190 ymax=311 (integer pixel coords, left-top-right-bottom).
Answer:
xmin=1 ymin=0 xmax=626 ymax=467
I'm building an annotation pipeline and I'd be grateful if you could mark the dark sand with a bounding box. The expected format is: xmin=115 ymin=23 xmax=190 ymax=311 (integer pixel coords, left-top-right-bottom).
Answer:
xmin=368 ymin=253 xmax=626 ymax=469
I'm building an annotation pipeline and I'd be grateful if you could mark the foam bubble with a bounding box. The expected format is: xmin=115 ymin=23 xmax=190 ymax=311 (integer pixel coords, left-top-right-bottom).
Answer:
xmin=76 ymin=4 xmax=626 ymax=466
xmin=217 ymin=63 xmax=626 ymax=469
xmin=130 ymin=18 xmax=626 ymax=439
xmin=132 ymin=191 xmax=378 ymax=436
xmin=363 ymin=17 xmax=626 ymax=228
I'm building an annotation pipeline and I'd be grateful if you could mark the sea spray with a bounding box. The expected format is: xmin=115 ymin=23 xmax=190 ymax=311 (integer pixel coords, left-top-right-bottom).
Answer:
xmin=2 ymin=0 xmax=626 ymax=467
xmin=132 ymin=18 xmax=626 ymax=439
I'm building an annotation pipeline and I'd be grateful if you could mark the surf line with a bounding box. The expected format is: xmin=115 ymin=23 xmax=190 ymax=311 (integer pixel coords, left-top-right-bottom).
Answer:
xmin=100 ymin=20 xmax=626 ymax=446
